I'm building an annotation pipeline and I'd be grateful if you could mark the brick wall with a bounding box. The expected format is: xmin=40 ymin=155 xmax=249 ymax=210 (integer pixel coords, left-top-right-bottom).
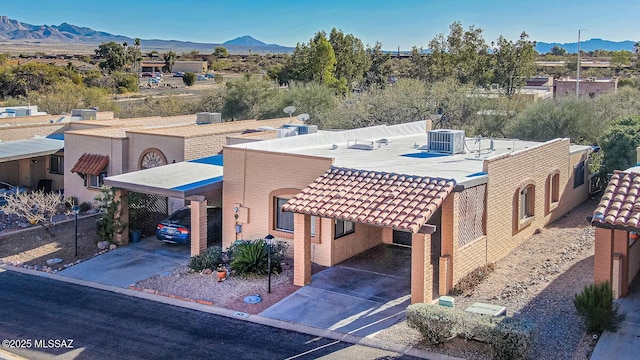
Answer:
xmin=478 ymin=139 xmax=589 ymax=269
xmin=332 ymin=223 xmax=382 ymax=265
xmin=184 ymin=135 xmax=227 ymax=160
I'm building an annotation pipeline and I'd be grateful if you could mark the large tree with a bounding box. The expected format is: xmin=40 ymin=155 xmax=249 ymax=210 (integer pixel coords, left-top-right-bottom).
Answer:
xmin=427 ymin=22 xmax=490 ymax=85
xmin=95 ymin=41 xmax=128 ymax=74
xmin=163 ymin=51 xmax=176 ymax=73
xmin=328 ymin=28 xmax=371 ymax=87
xmin=492 ymin=32 xmax=537 ymax=97
xmin=599 ymin=115 xmax=640 ymax=174
xmin=364 ymin=42 xmax=392 ymax=88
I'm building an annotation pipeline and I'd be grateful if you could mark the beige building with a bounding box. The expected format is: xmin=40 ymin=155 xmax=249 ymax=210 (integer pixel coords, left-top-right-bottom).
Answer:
xmin=222 ymin=121 xmax=593 ymax=303
xmin=554 ymin=77 xmax=618 ymax=98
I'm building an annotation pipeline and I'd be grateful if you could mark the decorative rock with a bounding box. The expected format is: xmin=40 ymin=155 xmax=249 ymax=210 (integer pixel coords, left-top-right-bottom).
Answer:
xmin=109 ymin=244 xmax=117 ymax=250
xmin=202 ymin=269 xmax=212 ymax=275
xmin=46 ymin=258 xmax=63 ymax=266
xmin=97 ymin=241 xmax=110 ymax=250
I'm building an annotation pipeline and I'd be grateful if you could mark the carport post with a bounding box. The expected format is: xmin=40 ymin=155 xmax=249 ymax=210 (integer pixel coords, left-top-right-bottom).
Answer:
xmin=187 ymin=195 xmax=207 ymax=257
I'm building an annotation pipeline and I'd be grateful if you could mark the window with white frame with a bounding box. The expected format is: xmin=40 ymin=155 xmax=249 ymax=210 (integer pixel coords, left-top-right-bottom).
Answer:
xmin=86 ymin=171 xmax=106 ymax=189
xmin=334 ymin=219 xmax=354 ymax=239
xmin=49 ymin=155 xmax=64 ymax=175
xmin=275 ymin=197 xmax=294 ymax=232
xmin=519 ymin=185 xmax=535 ymax=220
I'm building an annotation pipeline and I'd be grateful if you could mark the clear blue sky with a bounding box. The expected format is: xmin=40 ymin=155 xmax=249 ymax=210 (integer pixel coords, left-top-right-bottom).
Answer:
xmin=3 ymin=0 xmax=639 ymax=50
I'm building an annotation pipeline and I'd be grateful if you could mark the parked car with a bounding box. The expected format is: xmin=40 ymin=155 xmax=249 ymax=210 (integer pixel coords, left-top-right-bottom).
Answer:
xmin=156 ymin=206 xmax=221 ymax=245
xmin=196 ymin=75 xmax=207 ymax=81
xmin=204 ymin=73 xmax=215 ymax=79
xmin=140 ymin=72 xmax=154 ymax=77
xmin=172 ymin=72 xmax=184 ymax=77
xmin=148 ymin=77 xmax=162 ymax=85
xmin=0 ymin=181 xmax=30 ymax=206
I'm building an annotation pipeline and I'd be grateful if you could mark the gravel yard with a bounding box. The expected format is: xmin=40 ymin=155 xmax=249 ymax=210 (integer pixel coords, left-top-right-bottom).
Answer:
xmin=135 ymin=198 xmax=599 ymax=359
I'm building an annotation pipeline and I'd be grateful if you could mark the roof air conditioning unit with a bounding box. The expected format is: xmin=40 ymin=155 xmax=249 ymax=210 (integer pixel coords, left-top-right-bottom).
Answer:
xmin=427 ymin=129 xmax=465 ymax=154
xmin=71 ymin=108 xmax=97 ymax=120
xmin=297 ymin=124 xmax=317 ymax=135
xmin=196 ymin=112 xmax=222 ymax=124
xmin=276 ymin=127 xmax=297 ymax=138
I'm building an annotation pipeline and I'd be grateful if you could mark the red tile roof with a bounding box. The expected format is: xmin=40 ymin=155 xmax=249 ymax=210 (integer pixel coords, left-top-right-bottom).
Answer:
xmin=592 ymin=171 xmax=640 ymax=228
xmin=282 ymin=167 xmax=456 ymax=233
xmin=71 ymin=153 xmax=109 ymax=176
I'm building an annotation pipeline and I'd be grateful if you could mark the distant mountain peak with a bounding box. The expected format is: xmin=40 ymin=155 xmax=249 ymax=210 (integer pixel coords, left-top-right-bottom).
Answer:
xmin=223 ymin=35 xmax=268 ymax=46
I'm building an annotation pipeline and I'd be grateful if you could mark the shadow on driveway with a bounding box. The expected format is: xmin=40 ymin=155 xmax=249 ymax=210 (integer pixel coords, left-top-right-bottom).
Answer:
xmin=260 ymin=244 xmax=411 ymax=337
xmin=58 ymin=236 xmax=189 ymax=288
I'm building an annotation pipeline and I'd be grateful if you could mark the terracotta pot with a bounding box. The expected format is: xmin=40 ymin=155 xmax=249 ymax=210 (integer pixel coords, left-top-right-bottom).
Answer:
xmin=217 ymin=269 xmax=227 ymax=282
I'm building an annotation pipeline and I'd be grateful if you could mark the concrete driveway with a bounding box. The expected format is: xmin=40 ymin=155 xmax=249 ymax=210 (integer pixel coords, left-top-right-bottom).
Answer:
xmin=260 ymin=244 xmax=412 ymax=337
xmin=58 ymin=236 xmax=189 ymax=288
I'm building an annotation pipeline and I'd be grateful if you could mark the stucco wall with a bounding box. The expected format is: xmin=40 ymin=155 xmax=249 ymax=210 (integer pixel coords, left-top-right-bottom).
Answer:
xmin=222 ymin=147 xmax=333 ymax=255
xmin=127 ymin=133 xmax=185 ymax=171
xmin=64 ymin=133 xmax=128 ymax=205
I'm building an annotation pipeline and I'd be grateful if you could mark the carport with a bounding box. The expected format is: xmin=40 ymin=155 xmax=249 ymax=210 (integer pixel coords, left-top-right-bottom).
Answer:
xmin=104 ymin=155 xmax=223 ymax=256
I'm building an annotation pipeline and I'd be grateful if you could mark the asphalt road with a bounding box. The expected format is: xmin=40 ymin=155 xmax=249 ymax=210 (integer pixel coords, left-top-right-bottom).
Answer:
xmin=0 ymin=270 xmax=417 ymax=360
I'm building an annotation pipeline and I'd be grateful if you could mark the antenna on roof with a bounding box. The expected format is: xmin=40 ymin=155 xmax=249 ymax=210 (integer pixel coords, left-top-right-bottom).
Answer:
xmin=283 ymin=106 xmax=296 ymax=118
xmin=297 ymin=113 xmax=310 ymax=123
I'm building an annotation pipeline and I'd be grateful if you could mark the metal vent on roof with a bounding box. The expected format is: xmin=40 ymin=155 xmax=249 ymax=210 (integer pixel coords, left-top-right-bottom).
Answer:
xmin=427 ymin=129 xmax=465 ymax=154
xmin=347 ymin=139 xmax=374 ymax=150
xmin=196 ymin=112 xmax=222 ymax=124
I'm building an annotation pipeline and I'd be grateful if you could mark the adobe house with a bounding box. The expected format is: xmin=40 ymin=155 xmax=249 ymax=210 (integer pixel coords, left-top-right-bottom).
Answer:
xmin=591 ymin=149 xmax=640 ymax=298
xmin=222 ymin=120 xmax=593 ymax=303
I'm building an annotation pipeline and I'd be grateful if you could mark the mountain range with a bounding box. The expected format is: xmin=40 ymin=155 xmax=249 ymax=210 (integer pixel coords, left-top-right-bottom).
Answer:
xmin=0 ymin=16 xmax=294 ymax=54
xmin=0 ymin=16 xmax=636 ymax=55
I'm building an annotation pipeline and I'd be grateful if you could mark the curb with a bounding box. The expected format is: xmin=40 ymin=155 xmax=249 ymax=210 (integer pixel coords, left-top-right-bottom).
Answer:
xmin=0 ymin=264 xmax=458 ymax=360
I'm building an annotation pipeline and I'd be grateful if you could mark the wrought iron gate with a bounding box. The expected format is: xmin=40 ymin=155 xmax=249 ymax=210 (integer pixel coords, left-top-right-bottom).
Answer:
xmin=128 ymin=192 xmax=168 ymax=237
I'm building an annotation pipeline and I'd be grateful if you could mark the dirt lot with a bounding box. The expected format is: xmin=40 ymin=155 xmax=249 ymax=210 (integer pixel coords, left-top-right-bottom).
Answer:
xmin=0 ymin=214 xmax=103 ymax=270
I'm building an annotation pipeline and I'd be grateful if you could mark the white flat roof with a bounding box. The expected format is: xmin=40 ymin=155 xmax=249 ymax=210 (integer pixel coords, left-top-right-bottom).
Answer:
xmin=227 ymin=121 xmax=592 ymax=186
xmin=0 ymin=138 xmax=64 ymax=163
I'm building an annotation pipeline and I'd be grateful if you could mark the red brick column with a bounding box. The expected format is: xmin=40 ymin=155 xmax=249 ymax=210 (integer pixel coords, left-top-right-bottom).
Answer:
xmin=411 ymin=233 xmax=432 ymax=303
xmin=594 ymin=227 xmax=613 ymax=285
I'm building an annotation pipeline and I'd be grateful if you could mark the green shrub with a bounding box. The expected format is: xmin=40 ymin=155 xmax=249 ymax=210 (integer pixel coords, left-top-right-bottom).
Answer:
xmin=214 ymin=73 xmax=224 ymax=84
xmin=189 ymin=247 xmax=223 ymax=272
xmin=229 ymin=239 xmax=287 ymax=276
xmin=574 ymin=281 xmax=625 ymax=334
xmin=183 ymin=72 xmax=196 ymax=86
xmin=407 ymin=303 xmax=535 ymax=358
xmin=406 ymin=303 xmax=459 ymax=344
xmin=79 ymin=201 xmax=93 ymax=212
xmin=489 ymin=317 xmax=536 ymax=360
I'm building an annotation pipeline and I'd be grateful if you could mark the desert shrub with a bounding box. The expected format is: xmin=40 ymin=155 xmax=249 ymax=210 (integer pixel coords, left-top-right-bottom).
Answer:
xmin=214 ymin=73 xmax=224 ymax=84
xmin=229 ymin=239 xmax=287 ymax=276
xmin=489 ymin=317 xmax=536 ymax=360
xmin=574 ymin=281 xmax=625 ymax=334
xmin=407 ymin=303 xmax=535 ymax=358
xmin=189 ymin=246 xmax=223 ymax=272
xmin=183 ymin=72 xmax=196 ymax=86
xmin=406 ymin=304 xmax=459 ymax=344
xmin=449 ymin=263 xmax=496 ymax=296
xmin=79 ymin=201 xmax=93 ymax=212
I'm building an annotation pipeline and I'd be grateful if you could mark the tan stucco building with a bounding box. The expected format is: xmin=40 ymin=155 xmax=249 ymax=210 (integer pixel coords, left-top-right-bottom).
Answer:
xmin=222 ymin=121 xmax=593 ymax=303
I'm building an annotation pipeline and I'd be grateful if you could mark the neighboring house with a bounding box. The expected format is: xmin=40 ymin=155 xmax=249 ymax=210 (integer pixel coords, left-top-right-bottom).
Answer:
xmin=590 ymin=148 xmax=640 ymax=298
xmin=222 ymin=120 xmax=593 ymax=303
xmin=554 ymin=77 xmax=618 ymax=98
xmin=0 ymin=108 xmax=115 ymax=193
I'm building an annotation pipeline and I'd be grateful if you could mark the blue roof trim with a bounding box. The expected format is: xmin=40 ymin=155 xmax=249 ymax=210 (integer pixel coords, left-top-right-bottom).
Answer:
xmin=401 ymin=152 xmax=449 ymax=159
xmin=170 ymin=176 xmax=223 ymax=191
xmin=46 ymin=133 xmax=65 ymax=140
xmin=189 ymin=154 xmax=223 ymax=166
xmin=466 ymin=171 xmax=487 ymax=178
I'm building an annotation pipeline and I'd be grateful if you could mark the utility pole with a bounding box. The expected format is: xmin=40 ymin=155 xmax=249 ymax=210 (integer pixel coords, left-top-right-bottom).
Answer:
xmin=576 ymin=30 xmax=585 ymax=98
